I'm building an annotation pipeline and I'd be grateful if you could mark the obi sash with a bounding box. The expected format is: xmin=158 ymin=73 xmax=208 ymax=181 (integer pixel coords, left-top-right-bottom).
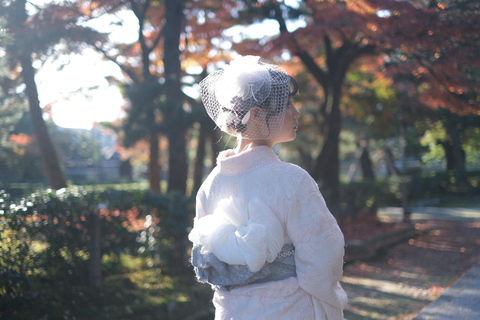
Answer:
xmin=191 ymin=243 xmax=296 ymax=291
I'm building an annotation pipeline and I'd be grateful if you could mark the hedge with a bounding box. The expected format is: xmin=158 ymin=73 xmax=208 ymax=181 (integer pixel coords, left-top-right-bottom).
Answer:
xmin=0 ymin=187 xmax=195 ymax=315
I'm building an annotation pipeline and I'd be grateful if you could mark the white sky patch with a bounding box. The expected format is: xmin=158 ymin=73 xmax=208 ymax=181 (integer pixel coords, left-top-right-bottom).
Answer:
xmin=182 ymin=85 xmax=200 ymax=100
xmin=23 ymin=0 xmax=132 ymax=129
xmin=284 ymin=0 xmax=301 ymax=9
xmin=224 ymin=19 xmax=281 ymax=41
xmin=84 ymin=10 xmax=139 ymax=44
xmin=224 ymin=18 xmax=306 ymax=42
xmin=51 ymin=86 xmax=124 ymax=129
xmin=36 ymin=49 xmax=125 ymax=129
xmin=377 ymin=10 xmax=392 ymax=18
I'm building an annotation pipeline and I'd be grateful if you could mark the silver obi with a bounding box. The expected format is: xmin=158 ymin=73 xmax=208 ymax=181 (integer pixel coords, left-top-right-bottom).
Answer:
xmin=191 ymin=243 xmax=296 ymax=291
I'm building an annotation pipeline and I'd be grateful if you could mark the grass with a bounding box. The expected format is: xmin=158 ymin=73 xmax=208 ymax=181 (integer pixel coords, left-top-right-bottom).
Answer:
xmin=1 ymin=251 xmax=214 ymax=320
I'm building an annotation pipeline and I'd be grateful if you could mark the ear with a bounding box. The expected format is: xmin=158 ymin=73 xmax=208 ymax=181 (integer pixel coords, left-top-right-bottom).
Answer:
xmin=250 ymin=107 xmax=265 ymax=124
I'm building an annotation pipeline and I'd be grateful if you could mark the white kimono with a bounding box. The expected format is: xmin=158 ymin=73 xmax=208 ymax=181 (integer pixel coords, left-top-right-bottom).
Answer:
xmin=190 ymin=146 xmax=348 ymax=320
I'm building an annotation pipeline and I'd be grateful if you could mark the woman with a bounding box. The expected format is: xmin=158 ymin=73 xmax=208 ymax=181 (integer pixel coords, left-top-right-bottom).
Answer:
xmin=189 ymin=55 xmax=348 ymax=319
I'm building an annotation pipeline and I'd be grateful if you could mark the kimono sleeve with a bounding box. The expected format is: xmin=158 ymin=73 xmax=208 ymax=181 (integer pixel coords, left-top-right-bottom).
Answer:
xmin=285 ymin=170 xmax=348 ymax=317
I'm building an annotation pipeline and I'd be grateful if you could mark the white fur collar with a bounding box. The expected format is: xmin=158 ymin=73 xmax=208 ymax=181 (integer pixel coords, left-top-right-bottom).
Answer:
xmin=216 ymin=145 xmax=280 ymax=175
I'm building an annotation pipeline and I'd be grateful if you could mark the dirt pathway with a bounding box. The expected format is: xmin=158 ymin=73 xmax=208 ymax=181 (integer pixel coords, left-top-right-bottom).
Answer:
xmin=341 ymin=220 xmax=480 ymax=320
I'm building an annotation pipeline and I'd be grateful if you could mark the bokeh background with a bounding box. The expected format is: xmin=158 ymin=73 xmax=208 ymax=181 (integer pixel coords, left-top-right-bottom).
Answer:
xmin=1 ymin=0 xmax=479 ymax=319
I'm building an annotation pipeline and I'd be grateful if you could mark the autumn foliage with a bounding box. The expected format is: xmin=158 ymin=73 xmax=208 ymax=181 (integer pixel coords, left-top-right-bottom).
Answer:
xmin=1 ymin=0 xmax=479 ymax=197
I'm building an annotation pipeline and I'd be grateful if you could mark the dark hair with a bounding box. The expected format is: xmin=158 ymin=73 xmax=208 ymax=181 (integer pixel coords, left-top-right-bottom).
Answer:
xmin=223 ymin=101 xmax=247 ymax=133
xmin=289 ymin=76 xmax=299 ymax=97
xmin=263 ymin=74 xmax=298 ymax=122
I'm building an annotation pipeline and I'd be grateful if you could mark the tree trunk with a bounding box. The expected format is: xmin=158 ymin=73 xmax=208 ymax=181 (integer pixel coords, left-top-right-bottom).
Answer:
xmin=259 ymin=4 xmax=381 ymax=206
xmin=297 ymin=147 xmax=314 ymax=174
xmin=10 ymin=0 xmax=67 ymax=190
xmin=164 ymin=0 xmax=187 ymax=194
xmin=400 ymin=121 xmax=411 ymax=222
xmin=210 ymin=130 xmax=220 ymax=164
xmin=148 ymin=132 xmax=161 ymax=193
xmin=384 ymin=147 xmax=399 ymax=176
xmin=311 ymin=82 xmax=342 ymax=204
xmin=346 ymin=142 xmax=375 ymax=181
xmin=437 ymin=112 xmax=468 ymax=187
xmin=167 ymin=127 xmax=188 ymax=194
xmin=437 ymin=139 xmax=455 ymax=170
xmin=360 ymin=144 xmax=375 ymax=179
xmin=446 ymin=117 xmax=467 ymax=186
xmin=192 ymin=121 xmax=208 ymax=195
xmin=88 ymin=212 xmax=102 ymax=288
xmin=283 ymin=32 xmax=375 ymax=206
xmin=19 ymin=53 xmax=67 ymax=190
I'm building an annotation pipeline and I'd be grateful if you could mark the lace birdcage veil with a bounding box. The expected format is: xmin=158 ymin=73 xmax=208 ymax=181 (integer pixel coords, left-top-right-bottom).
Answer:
xmin=200 ymin=55 xmax=292 ymax=140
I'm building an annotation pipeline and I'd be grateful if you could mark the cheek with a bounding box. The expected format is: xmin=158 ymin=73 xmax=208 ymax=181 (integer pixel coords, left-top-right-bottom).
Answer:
xmin=285 ymin=109 xmax=293 ymax=120
xmin=288 ymin=110 xmax=296 ymax=123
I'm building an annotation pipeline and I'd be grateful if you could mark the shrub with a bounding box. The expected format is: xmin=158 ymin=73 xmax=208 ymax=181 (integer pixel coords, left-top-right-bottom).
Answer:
xmin=336 ymin=178 xmax=400 ymax=218
xmin=408 ymin=170 xmax=480 ymax=200
xmin=330 ymin=170 xmax=480 ymax=219
xmin=0 ymin=187 xmax=194 ymax=316
xmin=0 ymin=205 xmax=38 ymax=312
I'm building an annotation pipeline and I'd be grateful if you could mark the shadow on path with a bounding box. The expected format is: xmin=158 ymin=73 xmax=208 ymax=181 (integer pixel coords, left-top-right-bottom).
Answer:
xmin=342 ymin=207 xmax=480 ymax=320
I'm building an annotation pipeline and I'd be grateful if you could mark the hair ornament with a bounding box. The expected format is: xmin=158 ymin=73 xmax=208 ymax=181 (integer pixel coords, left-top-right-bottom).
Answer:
xmin=214 ymin=55 xmax=272 ymax=109
xmin=241 ymin=110 xmax=251 ymax=125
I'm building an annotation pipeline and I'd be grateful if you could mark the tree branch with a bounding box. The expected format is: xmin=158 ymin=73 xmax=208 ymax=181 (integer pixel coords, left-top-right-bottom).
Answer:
xmin=147 ymin=26 xmax=165 ymax=55
xmin=324 ymin=34 xmax=334 ymax=74
xmin=268 ymin=1 xmax=328 ymax=86
xmin=428 ymin=0 xmax=438 ymax=9
xmin=129 ymin=0 xmax=151 ymax=78
xmin=335 ymin=40 xmax=376 ymax=85
xmin=272 ymin=2 xmax=288 ymax=33
xmin=128 ymin=0 xmax=140 ymax=18
xmin=93 ymin=43 xmax=140 ymax=83
xmin=413 ymin=54 xmax=464 ymax=103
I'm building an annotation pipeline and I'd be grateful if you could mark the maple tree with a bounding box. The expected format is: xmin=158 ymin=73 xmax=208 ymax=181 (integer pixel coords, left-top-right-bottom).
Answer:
xmin=73 ymin=0 xmax=248 ymax=194
xmin=378 ymin=0 xmax=480 ymax=187
xmin=5 ymin=0 xmax=475 ymax=199
xmin=207 ymin=0 xmax=480 ymax=204
xmin=75 ymin=0 xmax=224 ymax=195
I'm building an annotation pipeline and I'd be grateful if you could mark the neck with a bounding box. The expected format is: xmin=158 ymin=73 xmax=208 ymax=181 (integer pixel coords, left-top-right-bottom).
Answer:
xmin=235 ymin=138 xmax=274 ymax=154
